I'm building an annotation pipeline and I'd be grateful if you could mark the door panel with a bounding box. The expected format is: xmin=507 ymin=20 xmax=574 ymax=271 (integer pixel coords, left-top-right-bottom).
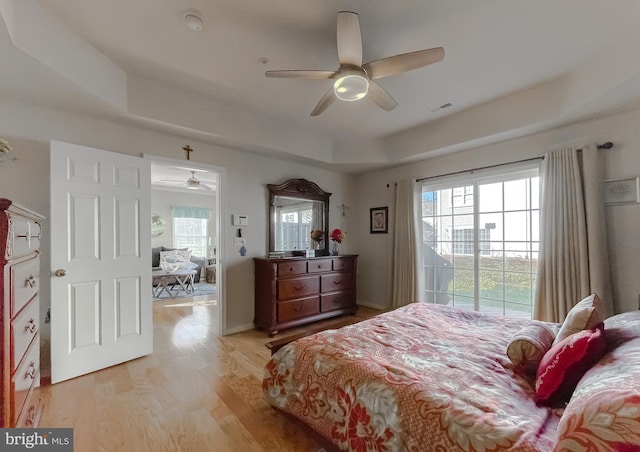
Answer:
xmin=51 ymin=140 xmax=151 ymax=383
xmin=68 ymin=194 xmax=100 ymax=261
xmin=115 ymin=276 xmax=141 ymax=338
xmin=114 ymin=197 xmax=140 ymax=258
xmin=69 ymin=280 xmax=101 ymax=349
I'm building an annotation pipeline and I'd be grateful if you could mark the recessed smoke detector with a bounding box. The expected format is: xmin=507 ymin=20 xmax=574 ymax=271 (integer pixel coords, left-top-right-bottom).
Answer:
xmin=183 ymin=9 xmax=203 ymax=31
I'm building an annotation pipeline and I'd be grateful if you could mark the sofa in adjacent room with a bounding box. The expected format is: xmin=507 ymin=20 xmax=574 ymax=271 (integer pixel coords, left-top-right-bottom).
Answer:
xmin=152 ymin=246 xmax=205 ymax=283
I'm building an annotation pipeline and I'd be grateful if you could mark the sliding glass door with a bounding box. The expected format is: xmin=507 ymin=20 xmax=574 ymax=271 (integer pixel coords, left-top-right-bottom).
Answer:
xmin=420 ymin=166 xmax=539 ymax=319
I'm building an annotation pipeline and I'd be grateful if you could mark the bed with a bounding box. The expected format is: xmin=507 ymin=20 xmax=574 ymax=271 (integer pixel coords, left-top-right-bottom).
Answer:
xmin=263 ymin=302 xmax=640 ymax=451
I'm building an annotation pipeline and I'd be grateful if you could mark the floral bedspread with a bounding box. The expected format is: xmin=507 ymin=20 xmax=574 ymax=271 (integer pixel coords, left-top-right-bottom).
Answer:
xmin=263 ymin=303 xmax=561 ymax=451
xmin=554 ymin=311 xmax=640 ymax=451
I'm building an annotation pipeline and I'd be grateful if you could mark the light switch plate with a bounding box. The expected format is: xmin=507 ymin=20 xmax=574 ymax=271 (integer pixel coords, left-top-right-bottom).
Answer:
xmin=232 ymin=214 xmax=248 ymax=226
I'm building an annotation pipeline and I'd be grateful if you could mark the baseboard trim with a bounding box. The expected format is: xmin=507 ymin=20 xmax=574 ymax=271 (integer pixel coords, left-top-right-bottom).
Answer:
xmin=357 ymin=301 xmax=387 ymax=311
xmin=223 ymin=323 xmax=255 ymax=336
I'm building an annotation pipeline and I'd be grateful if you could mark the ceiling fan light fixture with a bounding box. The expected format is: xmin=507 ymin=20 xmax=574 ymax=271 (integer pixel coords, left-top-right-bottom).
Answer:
xmin=333 ymin=75 xmax=369 ymax=101
xmin=186 ymin=171 xmax=211 ymax=190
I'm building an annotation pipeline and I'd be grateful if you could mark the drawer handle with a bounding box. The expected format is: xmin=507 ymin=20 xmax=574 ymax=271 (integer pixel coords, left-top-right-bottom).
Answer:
xmin=25 ymin=362 xmax=36 ymax=380
xmin=332 ymin=280 xmax=342 ymax=285
xmin=293 ymin=284 xmax=305 ymax=291
xmin=25 ymin=405 xmax=36 ymax=427
xmin=25 ymin=275 xmax=37 ymax=288
xmin=25 ymin=318 xmax=37 ymax=333
xmin=294 ymin=305 xmax=305 ymax=312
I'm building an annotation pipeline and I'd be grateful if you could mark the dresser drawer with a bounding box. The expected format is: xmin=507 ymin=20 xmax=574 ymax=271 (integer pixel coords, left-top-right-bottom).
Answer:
xmin=277 ymin=261 xmax=307 ymax=277
xmin=16 ymin=398 xmax=42 ymax=428
xmin=278 ymin=276 xmax=319 ymax=300
xmin=8 ymin=216 xmax=30 ymax=257
xmin=11 ymin=296 xmax=39 ymax=372
xmin=10 ymin=258 xmax=40 ymax=316
xmin=278 ymin=297 xmax=319 ymax=322
xmin=11 ymin=337 xmax=39 ymax=426
xmin=307 ymin=259 xmax=332 ymax=273
xmin=7 ymin=216 xmax=40 ymax=257
xmin=321 ymin=291 xmax=354 ymax=312
xmin=320 ymin=273 xmax=353 ymax=293
xmin=333 ymin=258 xmax=354 ymax=272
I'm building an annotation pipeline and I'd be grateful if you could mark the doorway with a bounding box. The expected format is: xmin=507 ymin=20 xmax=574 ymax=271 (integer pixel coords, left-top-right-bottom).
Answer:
xmin=147 ymin=155 xmax=224 ymax=336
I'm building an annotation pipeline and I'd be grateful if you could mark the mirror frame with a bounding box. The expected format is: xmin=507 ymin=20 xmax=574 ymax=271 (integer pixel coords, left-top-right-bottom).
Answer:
xmin=268 ymin=178 xmax=331 ymax=256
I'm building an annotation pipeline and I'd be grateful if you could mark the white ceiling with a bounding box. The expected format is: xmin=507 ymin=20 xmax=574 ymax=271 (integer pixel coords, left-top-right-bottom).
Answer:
xmin=2 ymin=1 xmax=640 ymax=172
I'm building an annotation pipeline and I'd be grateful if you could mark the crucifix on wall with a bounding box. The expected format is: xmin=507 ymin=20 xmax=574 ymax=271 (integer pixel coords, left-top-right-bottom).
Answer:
xmin=183 ymin=145 xmax=194 ymax=160
xmin=336 ymin=203 xmax=350 ymax=217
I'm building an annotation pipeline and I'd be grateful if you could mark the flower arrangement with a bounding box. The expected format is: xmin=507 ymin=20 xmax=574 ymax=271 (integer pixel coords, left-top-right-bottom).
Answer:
xmin=310 ymin=229 xmax=324 ymax=242
xmin=330 ymin=228 xmax=345 ymax=243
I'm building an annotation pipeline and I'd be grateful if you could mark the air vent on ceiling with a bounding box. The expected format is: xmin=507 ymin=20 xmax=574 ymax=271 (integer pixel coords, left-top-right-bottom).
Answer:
xmin=430 ymin=102 xmax=453 ymax=113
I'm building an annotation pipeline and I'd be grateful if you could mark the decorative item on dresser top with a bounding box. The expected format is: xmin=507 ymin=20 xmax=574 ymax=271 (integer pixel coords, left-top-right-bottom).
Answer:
xmin=254 ymin=255 xmax=358 ymax=336
xmin=0 ymin=198 xmax=44 ymax=427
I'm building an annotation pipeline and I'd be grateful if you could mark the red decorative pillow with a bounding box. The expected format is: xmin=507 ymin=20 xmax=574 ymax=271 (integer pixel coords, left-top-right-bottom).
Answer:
xmin=535 ymin=324 xmax=606 ymax=407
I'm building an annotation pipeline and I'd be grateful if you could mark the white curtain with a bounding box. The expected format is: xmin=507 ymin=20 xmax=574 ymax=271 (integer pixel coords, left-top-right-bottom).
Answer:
xmin=535 ymin=145 xmax=613 ymax=322
xmin=582 ymin=145 xmax=613 ymax=317
xmin=391 ymin=179 xmax=423 ymax=307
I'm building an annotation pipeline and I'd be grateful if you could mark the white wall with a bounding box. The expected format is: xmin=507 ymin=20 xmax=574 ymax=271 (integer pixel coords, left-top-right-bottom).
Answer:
xmin=150 ymin=188 xmax=216 ymax=255
xmin=355 ymin=108 xmax=640 ymax=314
xmin=0 ymin=100 xmax=357 ymax=352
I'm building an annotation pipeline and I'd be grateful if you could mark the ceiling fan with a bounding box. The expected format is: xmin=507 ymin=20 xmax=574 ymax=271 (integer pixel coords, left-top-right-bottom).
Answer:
xmin=266 ymin=11 xmax=444 ymax=116
xmin=159 ymin=170 xmax=213 ymax=191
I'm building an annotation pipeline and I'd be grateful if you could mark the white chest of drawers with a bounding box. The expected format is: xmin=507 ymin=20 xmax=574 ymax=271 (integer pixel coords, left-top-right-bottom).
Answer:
xmin=0 ymin=198 xmax=44 ymax=427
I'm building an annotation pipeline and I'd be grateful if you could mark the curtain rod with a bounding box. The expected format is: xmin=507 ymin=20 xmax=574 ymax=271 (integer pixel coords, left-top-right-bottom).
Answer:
xmin=415 ymin=141 xmax=613 ymax=183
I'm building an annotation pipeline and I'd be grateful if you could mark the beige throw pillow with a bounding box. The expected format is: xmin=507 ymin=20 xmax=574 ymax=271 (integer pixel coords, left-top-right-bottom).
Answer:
xmin=507 ymin=322 xmax=559 ymax=376
xmin=553 ymin=294 xmax=604 ymax=345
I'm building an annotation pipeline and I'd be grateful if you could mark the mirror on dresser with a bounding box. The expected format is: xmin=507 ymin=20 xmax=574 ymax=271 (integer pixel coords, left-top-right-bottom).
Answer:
xmin=268 ymin=179 xmax=331 ymax=256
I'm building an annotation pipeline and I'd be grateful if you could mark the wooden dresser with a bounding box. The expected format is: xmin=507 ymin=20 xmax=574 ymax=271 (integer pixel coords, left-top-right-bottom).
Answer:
xmin=0 ymin=199 xmax=44 ymax=428
xmin=254 ymin=255 xmax=358 ymax=335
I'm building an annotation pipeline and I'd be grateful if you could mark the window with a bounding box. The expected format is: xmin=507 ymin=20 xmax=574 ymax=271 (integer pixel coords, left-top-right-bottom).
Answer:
xmin=276 ymin=202 xmax=313 ymax=251
xmin=173 ymin=217 xmax=207 ymax=257
xmin=452 ymin=228 xmax=490 ymax=255
xmin=420 ymin=165 xmax=539 ymax=319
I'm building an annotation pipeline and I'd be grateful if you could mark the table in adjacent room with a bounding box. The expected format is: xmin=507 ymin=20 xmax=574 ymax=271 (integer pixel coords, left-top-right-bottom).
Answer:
xmin=152 ymin=269 xmax=197 ymax=298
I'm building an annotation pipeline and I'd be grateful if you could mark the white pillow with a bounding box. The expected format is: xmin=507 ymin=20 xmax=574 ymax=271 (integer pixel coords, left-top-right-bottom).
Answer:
xmin=160 ymin=250 xmax=192 ymax=263
xmin=553 ymin=293 xmax=605 ymax=345
xmin=178 ymin=261 xmax=198 ymax=270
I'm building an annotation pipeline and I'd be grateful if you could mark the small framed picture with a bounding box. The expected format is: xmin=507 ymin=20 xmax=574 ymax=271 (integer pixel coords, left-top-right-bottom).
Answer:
xmin=604 ymin=177 xmax=640 ymax=205
xmin=370 ymin=206 xmax=388 ymax=234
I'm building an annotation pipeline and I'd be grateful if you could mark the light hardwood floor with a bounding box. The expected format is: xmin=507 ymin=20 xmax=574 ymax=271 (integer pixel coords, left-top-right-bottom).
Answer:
xmin=38 ymin=294 xmax=382 ymax=452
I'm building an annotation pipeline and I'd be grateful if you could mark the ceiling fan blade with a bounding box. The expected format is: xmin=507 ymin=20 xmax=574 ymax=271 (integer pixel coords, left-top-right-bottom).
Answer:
xmin=265 ymin=70 xmax=336 ymax=79
xmin=363 ymin=47 xmax=444 ymax=80
xmin=310 ymin=88 xmax=338 ymax=116
xmin=367 ymin=81 xmax=398 ymax=112
xmin=336 ymin=11 xmax=363 ymax=66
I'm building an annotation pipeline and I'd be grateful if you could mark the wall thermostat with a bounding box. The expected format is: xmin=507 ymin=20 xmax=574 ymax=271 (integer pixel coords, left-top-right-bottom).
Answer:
xmin=232 ymin=214 xmax=248 ymax=226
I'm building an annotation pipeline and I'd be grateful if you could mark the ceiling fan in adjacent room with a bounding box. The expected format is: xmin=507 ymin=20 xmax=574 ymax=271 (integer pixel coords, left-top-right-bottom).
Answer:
xmin=158 ymin=170 xmax=213 ymax=191
xmin=265 ymin=11 xmax=444 ymax=116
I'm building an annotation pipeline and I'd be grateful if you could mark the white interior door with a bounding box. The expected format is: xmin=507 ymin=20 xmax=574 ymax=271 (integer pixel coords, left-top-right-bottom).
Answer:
xmin=50 ymin=141 xmax=152 ymax=383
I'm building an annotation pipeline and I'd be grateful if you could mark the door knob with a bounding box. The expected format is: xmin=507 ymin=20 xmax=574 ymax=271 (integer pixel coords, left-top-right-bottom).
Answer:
xmin=54 ymin=269 xmax=67 ymax=277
